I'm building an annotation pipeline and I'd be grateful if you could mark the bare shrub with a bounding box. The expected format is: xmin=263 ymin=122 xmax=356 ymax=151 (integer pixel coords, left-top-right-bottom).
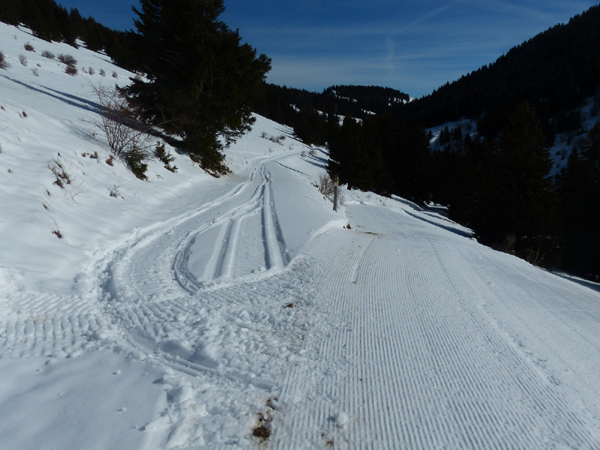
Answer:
xmin=0 ymin=51 xmax=8 ymax=69
xmin=88 ymin=67 xmax=94 ymax=75
xmin=497 ymin=233 xmax=516 ymax=254
xmin=57 ymin=54 xmax=77 ymax=66
xmin=315 ymin=171 xmax=343 ymax=205
xmin=42 ymin=50 xmax=55 ymax=59
xmin=88 ymin=84 xmax=154 ymax=179
xmin=65 ymin=65 xmax=77 ymax=76
xmin=261 ymin=132 xmax=286 ymax=145
xmin=48 ymin=158 xmax=72 ymax=188
xmin=112 ymin=71 xmax=118 ymax=78
xmin=19 ymin=54 xmax=27 ymax=66
xmin=269 ymin=135 xmax=285 ymax=144
xmin=99 ymin=69 xmax=106 ymax=77
xmin=52 ymin=229 xmax=63 ymax=238
xmin=316 ymin=171 xmax=335 ymax=199
xmin=24 ymin=42 xmax=34 ymax=52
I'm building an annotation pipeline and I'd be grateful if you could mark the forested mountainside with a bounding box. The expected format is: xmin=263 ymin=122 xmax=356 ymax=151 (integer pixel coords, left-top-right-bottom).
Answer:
xmin=396 ymin=4 xmax=600 ymax=139
xmin=252 ymin=84 xmax=410 ymax=145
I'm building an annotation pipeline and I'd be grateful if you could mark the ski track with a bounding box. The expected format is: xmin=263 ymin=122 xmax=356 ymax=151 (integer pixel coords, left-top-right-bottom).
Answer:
xmin=0 ymin=154 xmax=305 ymax=447
xmin=2 ymin=152 xmax=600 ymax=448
xmin=270 ymin=205 xmax=600 ymax=449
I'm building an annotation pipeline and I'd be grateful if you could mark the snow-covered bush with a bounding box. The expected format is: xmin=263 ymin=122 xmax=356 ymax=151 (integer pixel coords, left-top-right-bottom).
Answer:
xmin=109 ymin=185 xmax=120 ymax=198
xmin=18 ymin=54 xmax=27 ymax=66
xmin=42 ymin=50 xmax=55 ymax=59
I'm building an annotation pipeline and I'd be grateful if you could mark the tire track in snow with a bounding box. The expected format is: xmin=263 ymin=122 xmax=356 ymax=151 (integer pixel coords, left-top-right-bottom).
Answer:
xmin=84 ymin=155 xmax=308 ymax=447
xmin=261 ymin=165 xmax=289 ymax=271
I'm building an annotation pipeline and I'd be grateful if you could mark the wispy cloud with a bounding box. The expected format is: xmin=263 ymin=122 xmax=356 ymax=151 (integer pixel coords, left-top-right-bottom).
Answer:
xmin=227 ymin=0 xmax=600 ymax=97
xmin=385 ymin=0 xmax=464 ymax=80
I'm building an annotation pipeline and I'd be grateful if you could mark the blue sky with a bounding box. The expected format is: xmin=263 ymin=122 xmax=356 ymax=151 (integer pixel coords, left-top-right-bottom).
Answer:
xmin=56 ymin=0 xmax=599 ymax=98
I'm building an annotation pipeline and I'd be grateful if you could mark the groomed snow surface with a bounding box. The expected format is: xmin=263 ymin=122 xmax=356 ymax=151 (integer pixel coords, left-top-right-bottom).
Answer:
xmin=1 ymin=23 xmax=600 ymax=450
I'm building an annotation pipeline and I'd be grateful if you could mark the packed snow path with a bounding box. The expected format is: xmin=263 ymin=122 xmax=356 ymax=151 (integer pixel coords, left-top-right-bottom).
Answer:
xmin=2 ymin=150 xmax=600 ymax=448
xmin=101 ymin=153 xmax=600 ymax=448
xmin=272 ymin=204 xmax=600 ymax=449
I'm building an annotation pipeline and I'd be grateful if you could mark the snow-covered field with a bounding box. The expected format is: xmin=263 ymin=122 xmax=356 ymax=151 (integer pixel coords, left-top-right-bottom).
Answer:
xmin=2 ymin=23 xmax=600 ymax=449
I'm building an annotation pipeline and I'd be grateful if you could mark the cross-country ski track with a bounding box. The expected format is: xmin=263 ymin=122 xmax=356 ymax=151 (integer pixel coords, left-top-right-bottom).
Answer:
xmin=3 ymin=133 xmax=600 ymax=449
xmin=2 ymin=23 xmax=599 ymax=448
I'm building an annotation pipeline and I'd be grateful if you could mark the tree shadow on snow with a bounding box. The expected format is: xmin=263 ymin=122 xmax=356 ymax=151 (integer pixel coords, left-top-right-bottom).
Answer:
xmin=0 ymin=75 xmax=100 ymax=114
xmin=553 ymin=272 xmax=600 ymax=295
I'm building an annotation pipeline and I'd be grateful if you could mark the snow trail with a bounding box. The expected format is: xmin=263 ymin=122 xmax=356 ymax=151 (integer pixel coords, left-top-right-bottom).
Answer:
xmin=270 ymin=204 xmax=600 ymax=449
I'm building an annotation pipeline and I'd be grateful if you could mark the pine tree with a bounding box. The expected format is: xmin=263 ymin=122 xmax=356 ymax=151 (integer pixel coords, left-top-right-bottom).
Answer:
xmin=0 ymin=0 xmax=21 ymax=25
xmin=559 ymin=121 xmax=600 ymax=278
xmin=472 ymin=102 xmax=560 ymax=265
xmin=122 ymin=0 xmax=271 ymax=174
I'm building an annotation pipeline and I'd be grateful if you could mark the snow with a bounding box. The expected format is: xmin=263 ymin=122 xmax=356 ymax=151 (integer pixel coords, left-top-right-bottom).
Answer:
xmin=548 ymin=96 xmax=600 ymax=176
xmin=427 ymin=117 xmax=478 ymax=149
xmin=2 ymin=22 xmax=600 ymax=449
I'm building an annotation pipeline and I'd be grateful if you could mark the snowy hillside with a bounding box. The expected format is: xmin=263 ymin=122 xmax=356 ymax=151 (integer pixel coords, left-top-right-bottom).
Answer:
xmin=2 ymin=22 xmax=600 ymax=450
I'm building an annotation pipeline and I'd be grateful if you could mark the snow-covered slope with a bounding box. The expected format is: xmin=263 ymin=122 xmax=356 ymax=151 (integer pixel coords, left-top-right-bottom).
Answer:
xmin=2 ymin=22 xmax=600 ymax=450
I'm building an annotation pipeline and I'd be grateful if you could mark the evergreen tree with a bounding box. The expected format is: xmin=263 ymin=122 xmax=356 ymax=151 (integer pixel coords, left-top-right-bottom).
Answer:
xmin=122 ymin=0 xmax=271 ymax=174
xmin=559 ymin=122 xmax=600 ymax=278
xmin=54 ymin=5 xmax=77 ymax=46
xmin=0 ymin=0 xmax=21 ymax=25
xmin=471 ymin=103 xmax=560 ymax=265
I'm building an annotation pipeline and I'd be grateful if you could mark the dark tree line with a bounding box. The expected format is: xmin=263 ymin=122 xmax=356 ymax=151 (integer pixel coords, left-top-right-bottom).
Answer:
xmin=558 ymin=122 xmax=600 ymax=279
xmin=0 ymin=0 xmax=135 ymax=67
xmin=253 ymin=84 xmax=410 ymax=146
xmin=328 ymin=113 xmax=430 ymax=201
xmin=430 ymin=103 xmax=562 ymax=267
xmin=395 ymin=4 xmax=600 ymax=141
